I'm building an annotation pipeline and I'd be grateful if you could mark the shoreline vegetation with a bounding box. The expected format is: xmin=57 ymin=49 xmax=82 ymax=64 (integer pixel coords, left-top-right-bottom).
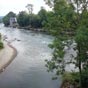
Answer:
xmin=18 ymin=26 xmax=50 ymax=34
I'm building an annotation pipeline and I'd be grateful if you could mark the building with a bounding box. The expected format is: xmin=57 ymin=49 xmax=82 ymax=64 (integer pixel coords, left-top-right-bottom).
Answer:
xmin=9 ymin=17 xmax=18 ymax=28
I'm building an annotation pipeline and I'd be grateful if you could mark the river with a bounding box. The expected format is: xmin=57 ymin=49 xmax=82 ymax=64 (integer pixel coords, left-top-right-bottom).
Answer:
xmin=0 ymin=24 xmax=62 ymax=88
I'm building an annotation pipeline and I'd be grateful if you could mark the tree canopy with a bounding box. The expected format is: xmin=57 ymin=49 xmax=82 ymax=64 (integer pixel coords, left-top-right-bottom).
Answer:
xmin=3 ymin=12 xmax=16 ymax=26
xmin=44 ymin=0 xmax=88 ymax=88
xmin=17 ymin=7 xmax=49 ymax=28
xmin=17 ymin=11 xmax=29 ymax=27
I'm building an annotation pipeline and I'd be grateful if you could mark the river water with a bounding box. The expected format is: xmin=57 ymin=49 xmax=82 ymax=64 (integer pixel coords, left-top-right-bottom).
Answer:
xmin=0 ymin=24 xmax=62 ymax=88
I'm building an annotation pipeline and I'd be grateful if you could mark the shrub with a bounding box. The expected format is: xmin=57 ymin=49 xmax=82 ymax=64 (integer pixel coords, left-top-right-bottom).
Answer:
xmin=62 ymin=72 xmax=80 ymax=88
xmin=0 ymin=41 xmax=4 ymax=49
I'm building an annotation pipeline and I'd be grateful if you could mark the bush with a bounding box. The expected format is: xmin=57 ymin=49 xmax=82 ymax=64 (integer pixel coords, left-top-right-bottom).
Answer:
xmin=81 ymin=70 xmax=88 ymax=88
xmin=0 ymin=41 xmax=4 ymax=49
xmin=62 ymin=72 xmax=80 ymax=88
xmin=62 ymin=71 xmax=88 ymax=88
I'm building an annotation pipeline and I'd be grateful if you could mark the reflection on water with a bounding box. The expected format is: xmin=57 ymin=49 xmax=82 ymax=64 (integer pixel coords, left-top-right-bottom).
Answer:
xmin=0 ymin=24 xmax=62 ymax=88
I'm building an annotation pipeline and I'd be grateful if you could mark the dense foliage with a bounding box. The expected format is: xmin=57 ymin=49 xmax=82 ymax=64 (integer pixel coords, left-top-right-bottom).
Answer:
xmin=44 ymin=0 xmax=88 ymax=88
xmin=0 ymin=41 xmax=4 ymax=49
xmin=38 ymin=7 xmax=48 ymax=28
xmin=3 ymin=7 xmax=50 ymax=29
xmin=17 ymin=11 xmax=29 ymax=27
xmin=3 ymin=12 xmax=16 ymax=26
xmin=17 ymin=7 xmax=48 ymax=28
xmin=0 ymin=33 xmax=3 ymax=49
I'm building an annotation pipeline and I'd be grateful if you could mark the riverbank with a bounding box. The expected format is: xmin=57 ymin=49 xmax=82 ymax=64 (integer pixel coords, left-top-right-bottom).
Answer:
xmin=18 ymin=26 xmax=50 ymax=34
xmin=0 ymin=42 xmax=17 ymax=72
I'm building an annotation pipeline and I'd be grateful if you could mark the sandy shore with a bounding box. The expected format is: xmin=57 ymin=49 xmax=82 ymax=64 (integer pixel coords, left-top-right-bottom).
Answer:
xmin=0 ymin=42 xmax=17 ymax=72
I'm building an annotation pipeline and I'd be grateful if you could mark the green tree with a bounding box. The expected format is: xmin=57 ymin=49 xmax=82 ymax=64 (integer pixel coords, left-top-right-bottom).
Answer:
xmin=38 ymin=7 xmax=48 ymax=27
xmin=17 ymin=11 xmax=42 ymax=28
xmin=17 ymin=11 xmax=29 ymax=27
xmin=44 ymin=0 xmax=88 ymax=88
xmin=0 ymin=33 xmax=3 ymax=49
xmin=3 ymin=12 xmax=16 ymax=26
xmin=30 ymin=14 xmax=42 ymax=28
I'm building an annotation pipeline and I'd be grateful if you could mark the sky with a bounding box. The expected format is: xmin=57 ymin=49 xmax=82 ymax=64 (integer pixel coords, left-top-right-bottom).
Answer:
xmin=0 ymin=0 xmax=51 ymax=16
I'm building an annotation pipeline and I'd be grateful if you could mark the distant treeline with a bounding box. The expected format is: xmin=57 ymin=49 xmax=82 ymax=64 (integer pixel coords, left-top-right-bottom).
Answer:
xmin=3 ymin=7 xmax=52 ymax=30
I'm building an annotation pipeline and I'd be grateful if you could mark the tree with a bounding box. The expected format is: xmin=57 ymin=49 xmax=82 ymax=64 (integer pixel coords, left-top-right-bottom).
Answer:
xmin=3 ymin=12 xmax=16 ymax=26
xmin=26 ymin=4 xmax=33 ymax=27
xmin=26 ymin=4 xmax=33 ymax=14
xmin=30 ymin=14 xmax=42 ymax=28
xmin=75 ymin=9 xmax=88 ymax=88
xmin=17 ymin=11 xmax=43 ymax=28
xmin=38 ymin=7 xmax=48 ymax=27
xmin=17 ymin=11 xmax=29 ymax=27
xmin=44 ymin=0 xmax=88 ymax=88
xmin=43 ymin=11 xmax=54 ymax=32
